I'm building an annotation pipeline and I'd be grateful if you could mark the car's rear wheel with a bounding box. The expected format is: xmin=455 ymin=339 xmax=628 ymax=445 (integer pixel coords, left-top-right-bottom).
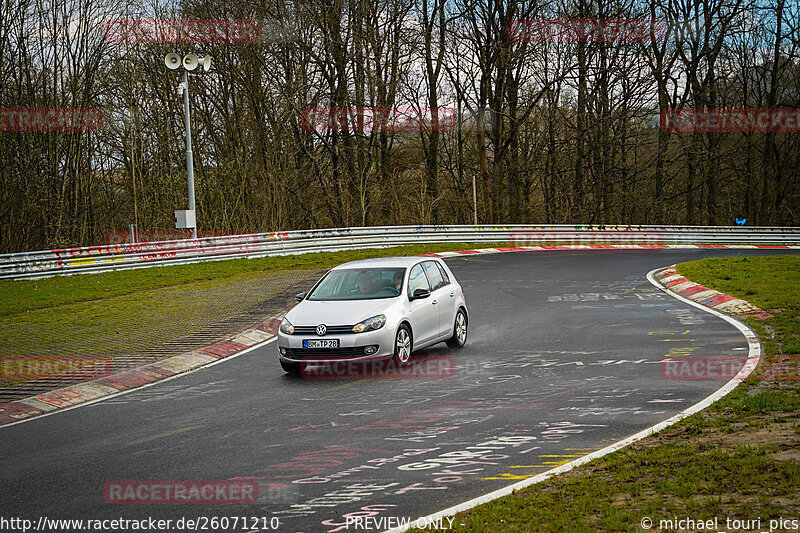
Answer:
xmin=393 ymin=325 xmax=412 ymax=366
xmin=280 ymin=360 xmax=301 ymax=375
xmin=446 ymin=309 xmax=468 ymax=349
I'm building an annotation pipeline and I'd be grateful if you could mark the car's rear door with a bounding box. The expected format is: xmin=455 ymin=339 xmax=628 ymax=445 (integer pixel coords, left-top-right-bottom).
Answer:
xmin=435 ymin=260 xmax=460 ymax=332
xmin=407 ymin=262 xmax=439 ymax=345
xmin=422 ymin=260 xmax=454 ymax=338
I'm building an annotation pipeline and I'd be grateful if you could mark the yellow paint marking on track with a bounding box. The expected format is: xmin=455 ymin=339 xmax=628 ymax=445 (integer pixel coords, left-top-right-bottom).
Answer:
xmin=516 ymin=460 xmax=573 ymax=467
xmin=128 ymin=425 xmax=203 ymax=446
xmin=479 ymin=473 xmax=534 ymax=480
xmin=538 ymin=454 xmax=588 ymax=458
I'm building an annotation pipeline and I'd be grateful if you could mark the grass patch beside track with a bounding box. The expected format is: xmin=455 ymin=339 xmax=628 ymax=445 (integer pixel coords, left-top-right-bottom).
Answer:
xmin=412 ymin=254 xmax=800 ymax=533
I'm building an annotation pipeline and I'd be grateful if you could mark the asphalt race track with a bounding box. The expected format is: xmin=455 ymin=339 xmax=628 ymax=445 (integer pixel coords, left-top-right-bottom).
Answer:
xmin=1 ymin=249 xmax=797 ymax=532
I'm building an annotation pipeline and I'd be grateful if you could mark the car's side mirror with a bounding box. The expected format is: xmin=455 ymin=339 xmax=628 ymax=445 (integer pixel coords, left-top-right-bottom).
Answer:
xmin=411 ymin=288 xmax=430 ymax=300
xmin=295 ymin=292 xmax=306 ymax=302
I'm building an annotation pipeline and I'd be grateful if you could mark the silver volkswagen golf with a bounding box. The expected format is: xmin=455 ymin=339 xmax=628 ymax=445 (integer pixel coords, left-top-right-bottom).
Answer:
xmin=277 ymin=256 xmax=468 ymax=374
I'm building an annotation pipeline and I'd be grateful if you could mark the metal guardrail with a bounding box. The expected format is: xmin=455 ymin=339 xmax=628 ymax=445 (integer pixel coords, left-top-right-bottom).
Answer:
xmin=1 ymin=224 xmax=799 ymax=280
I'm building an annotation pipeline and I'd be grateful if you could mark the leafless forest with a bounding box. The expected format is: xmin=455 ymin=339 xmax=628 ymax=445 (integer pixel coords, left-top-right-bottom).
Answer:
xmin=1 ymin=0 xmax=799 ymax=252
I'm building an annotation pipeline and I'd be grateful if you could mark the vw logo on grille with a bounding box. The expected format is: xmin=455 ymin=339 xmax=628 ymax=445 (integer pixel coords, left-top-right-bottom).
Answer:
xmin=316 ymin=324 xmax=327 ymax=336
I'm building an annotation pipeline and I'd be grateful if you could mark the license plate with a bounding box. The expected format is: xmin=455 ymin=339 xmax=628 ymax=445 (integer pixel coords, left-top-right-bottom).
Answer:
xmin=304 ymin=339 xmax=340 ymax=349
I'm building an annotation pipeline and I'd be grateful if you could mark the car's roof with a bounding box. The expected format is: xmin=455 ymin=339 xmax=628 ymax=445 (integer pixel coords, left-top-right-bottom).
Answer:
xmin=332 ymin=256 xmax=440 ymax=270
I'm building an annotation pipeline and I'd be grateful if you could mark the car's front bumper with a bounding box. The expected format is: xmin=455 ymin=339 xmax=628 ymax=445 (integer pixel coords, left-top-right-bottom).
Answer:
xmin=277 ymin=328 xmax=394 ymax=363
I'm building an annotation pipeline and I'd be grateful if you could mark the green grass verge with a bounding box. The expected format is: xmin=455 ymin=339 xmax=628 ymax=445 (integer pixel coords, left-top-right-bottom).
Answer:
xmin=0 ymin=269 xmax=314 ymax=367
xmin=679 ymin=255 xmax=800 ymax=357
xmin=411 ymin=254 xmax=800 ymax=532
xmin=0 ymin=242 xmax=508 ymax=318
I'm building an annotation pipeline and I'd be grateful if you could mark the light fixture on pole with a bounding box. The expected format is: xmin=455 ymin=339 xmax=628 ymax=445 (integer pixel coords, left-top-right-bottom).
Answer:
xmin=165 ymin=52 xmax=212 ymax=240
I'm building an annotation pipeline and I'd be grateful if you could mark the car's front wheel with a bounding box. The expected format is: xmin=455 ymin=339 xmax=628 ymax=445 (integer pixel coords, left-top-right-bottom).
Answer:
xmin=446 ymin=308 xmax=468 ymax=349
xmin=393 ymin=324 xmax=412 ymax=366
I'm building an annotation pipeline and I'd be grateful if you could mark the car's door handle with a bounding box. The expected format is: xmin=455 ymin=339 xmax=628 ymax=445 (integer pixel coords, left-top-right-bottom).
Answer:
xmin=432 ymin=299 xmax=438 ymax=305
xmin=449 ymin=292 xmax=455 ymax=298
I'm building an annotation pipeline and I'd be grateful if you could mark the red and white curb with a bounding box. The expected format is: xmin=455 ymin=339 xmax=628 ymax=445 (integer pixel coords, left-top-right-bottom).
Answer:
xmin=422 ymin=243 xmax=800 ymax=258
xmin=384 ymin=264 xmax=766 ymax=533
xmin=654 ymin=265 xmax=772 ymax=320
xmin=0 ymin=307 xmax=294 ymax=428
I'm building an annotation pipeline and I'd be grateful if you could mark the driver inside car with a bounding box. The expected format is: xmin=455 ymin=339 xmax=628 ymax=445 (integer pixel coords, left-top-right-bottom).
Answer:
xmin=393 ymin=271 xmax=403 ymax=294
xmin=356 ymin=272 xmax=375 ymax=294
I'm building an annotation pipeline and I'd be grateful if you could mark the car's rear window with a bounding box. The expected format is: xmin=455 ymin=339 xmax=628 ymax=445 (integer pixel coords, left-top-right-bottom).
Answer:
xmin=423 ymin=261 xmax=447 ymax=291
xmin=307 ymin=268 xmax=407 ymax=300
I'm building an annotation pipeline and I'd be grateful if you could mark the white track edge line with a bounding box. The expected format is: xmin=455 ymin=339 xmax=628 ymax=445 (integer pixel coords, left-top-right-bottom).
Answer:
xmin=0 ymin=337 xmax=277 ymax=430
xmin=383 ymin=265 xmax=761 ymax=533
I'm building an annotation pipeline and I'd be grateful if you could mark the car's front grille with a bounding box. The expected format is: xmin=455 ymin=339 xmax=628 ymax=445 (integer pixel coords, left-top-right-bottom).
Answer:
xmin=293 ymin=325 xmax=354 ymax=335
xmin=284 ymin=346 xmax=371 ymax=358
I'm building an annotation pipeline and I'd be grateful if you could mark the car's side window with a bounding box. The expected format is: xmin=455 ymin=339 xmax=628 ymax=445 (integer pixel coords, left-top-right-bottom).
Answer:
xmin=434 ymin=262 xmax=450 ymax=286
xmin=408 ymin=263 xmax=430 ymax=297
xmin=422 ymin=261 xmax=446 ymax=291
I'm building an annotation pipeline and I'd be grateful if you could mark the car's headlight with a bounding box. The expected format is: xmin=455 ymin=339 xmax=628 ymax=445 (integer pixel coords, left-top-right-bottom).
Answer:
xmin=280 ymin=318 xmax=294 ymax=335
xmin=352 ymin=314 xmax=386 ymax=333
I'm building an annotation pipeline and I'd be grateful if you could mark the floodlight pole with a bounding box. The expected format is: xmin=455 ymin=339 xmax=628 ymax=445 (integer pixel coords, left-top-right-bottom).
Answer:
xmin=181 ymin=69 xmax=197 ymax=240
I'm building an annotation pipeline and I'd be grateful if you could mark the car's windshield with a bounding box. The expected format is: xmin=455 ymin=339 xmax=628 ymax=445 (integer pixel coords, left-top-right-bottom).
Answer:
xmin=307 ymin=268 xmax=406 ymax=301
